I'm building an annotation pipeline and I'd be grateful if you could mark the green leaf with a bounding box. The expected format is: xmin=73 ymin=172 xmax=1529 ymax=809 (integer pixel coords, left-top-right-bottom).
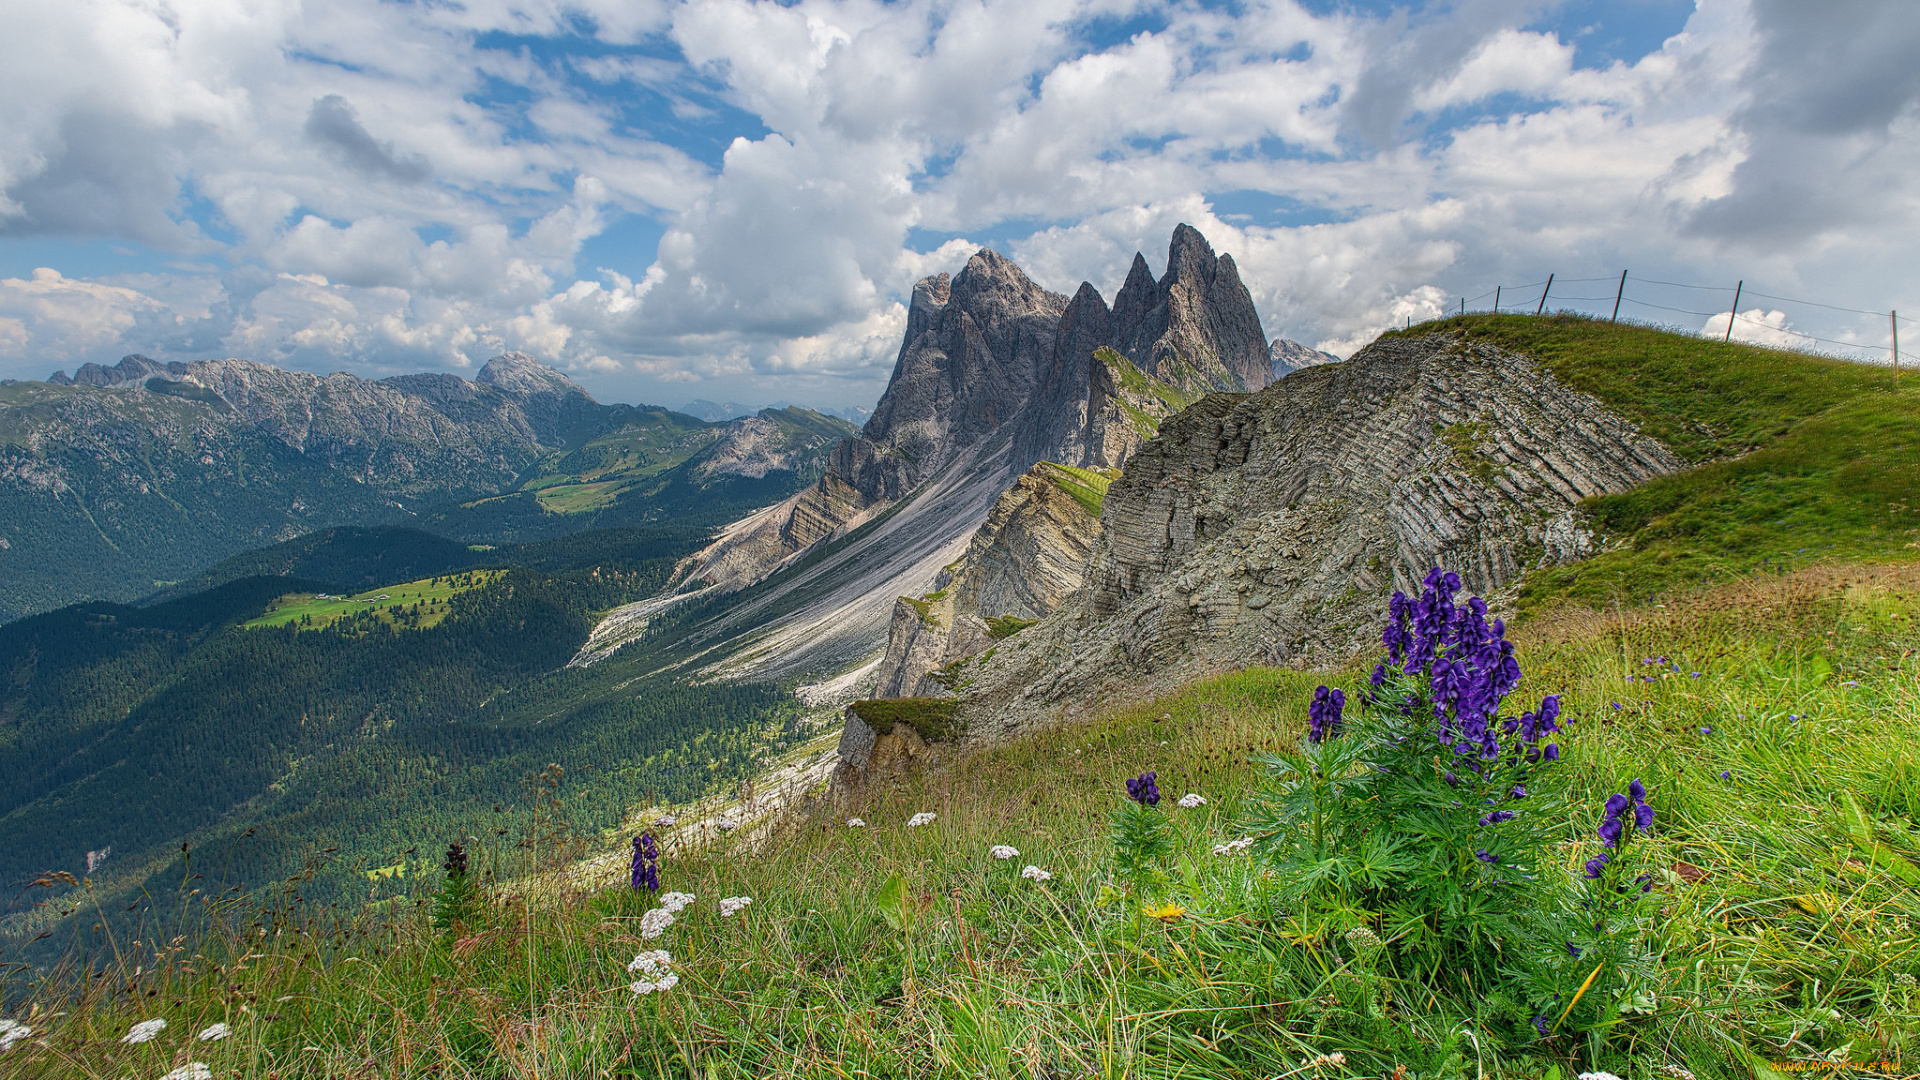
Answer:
xmin=875 ymin=872 xmax=911 ymax=932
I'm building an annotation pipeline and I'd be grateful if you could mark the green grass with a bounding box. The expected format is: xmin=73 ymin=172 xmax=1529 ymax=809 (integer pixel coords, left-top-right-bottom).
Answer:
xmin=243 ymin=570 xmax=504 ymax=631
xmin=1382 ymin=315 xmax=1920 ymax=613
xmin=847 ymin=696 xmax=964 ymax=742
xmin=1037 ymin=461 xmax=1118 ymax=519
xmin=11 ymin=561 xmax=1917 ymax=1078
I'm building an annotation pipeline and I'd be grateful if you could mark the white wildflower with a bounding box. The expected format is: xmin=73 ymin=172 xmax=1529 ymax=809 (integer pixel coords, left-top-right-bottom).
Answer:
xmin=638 ymin=907 xmax=676 ymax=939
xmin=162 ymin=1065 xmax=212 ymax=1080
xmin=658 ymin=892 xmax=696 ymax=914
xmin=713 ymin=817 xmax=739 ymax=832
xmin=1658 ymin=1066 xmax=1697 ymax=1080
xmin=1306 ymin=1052 xmax=1346 ymax=1068
xmin=628 ymin=950 xmax=678 ymax=995
xmin=988 ymin=845 xmax=1019 ymax=860
xmin=195 ymin=1022 xmax=231 ymax=1041
xmin=0 ymin=1020 xmax=31 ymax=1052
xmin=906 ymin=812 xmax=936 ymax=828
xmin=653 ymin=814 xmax=677 ymax=828
xmin=1579 ymin=1073 xmax=1626 ymax=1080
xmin=122 ymin=1018 xmax=167 ymax=1044
xmin=718 ymin=896 xmax=753 ymax=917
xmin=1210 ymin=837 xmax=1254 ymax=856
xmin=1177 ymin=793 xmax=1207 ymax=808
xmin=847 ymin=817 xmax=866 ymax=827
xmin=628 ymin=949 xmax=671 ymax=975
xmin=1021 ymin=865 xmax=1052 ymax=882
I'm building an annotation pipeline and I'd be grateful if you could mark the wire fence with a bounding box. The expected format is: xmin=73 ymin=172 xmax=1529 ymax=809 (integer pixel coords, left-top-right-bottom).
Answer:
xmin=1422 ymin=271 xmax=1906 ymax=368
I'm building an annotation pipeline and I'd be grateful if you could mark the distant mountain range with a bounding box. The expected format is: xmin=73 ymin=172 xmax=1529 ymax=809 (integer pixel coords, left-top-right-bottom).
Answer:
xmin=680 ymin=399 xmax=875 ymax=426
xmin=0 ymin=355 xmax=853 ymax=622
xmin=1269 ymin=337 xmax=1342 ymax=376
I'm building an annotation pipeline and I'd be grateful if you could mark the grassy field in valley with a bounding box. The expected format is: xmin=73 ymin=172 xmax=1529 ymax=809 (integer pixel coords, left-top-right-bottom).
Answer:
xmin=242 ymin=570 xmax=505 ymax=632
xmin=5 ymin=561 xmax=1916 ymax=1079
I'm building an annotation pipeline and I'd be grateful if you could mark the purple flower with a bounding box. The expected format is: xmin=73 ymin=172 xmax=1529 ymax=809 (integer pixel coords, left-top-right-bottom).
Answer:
xmin=1698 ymin=725 xmax=1713 ymax=735
xmin=1308 ymin=685 xmax=1346 ymax=743
xmin=1584 ymin=853 xmax=1610 ymax=879
xmin=1475 ymin=848 xmax=1498 ymax=864
xmin=1509 ymin=785 xmax=1527 ymax=799
xmin=1635 ymin=873 xmax=1653 ymax=893
xmin=1479 ymin=810 xmax=1516 ymax=826
xmin=1634 ymin=800 xmax=1654 ymax=831
xmin=1443 ymin=771 xmax=1459 ymax=787
xmin=1566 ymin=941 xmax=1582 ymax=958
xmin=1532 ymin=1014 xmax=1549 ymax=1037
xmin=631 ymin=833 xmax=660 ymax=893
xmin=1604 ymin=793 xmax=1631 ymax=819
xmin=1719 ymin=770 xmax=1731 ymax=781
xmin=1125 ymin=771 xmax=1161 ymax=808
xmin=1597 ymin=816 xmax=1624 ymax=848
xmin=1542 ymin=743 xmax=1560 ymax=762
xmin=1627 ymin=780 xmax=1645 ymax=803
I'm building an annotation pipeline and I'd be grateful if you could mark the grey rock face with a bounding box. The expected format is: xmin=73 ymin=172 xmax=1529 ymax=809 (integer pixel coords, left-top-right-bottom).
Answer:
xmin=665 ymin=226 xmax=1270 ymax=675
xmin=869 ymin=461 xmax=1106 ymax=698
xmin=1108 ymin=225 xmax=1271 ymax=395
xmin=1014 ymin=225 xmax=1268 ymax=470
xmin=955 ymin=331 xmax=1685 ymax=743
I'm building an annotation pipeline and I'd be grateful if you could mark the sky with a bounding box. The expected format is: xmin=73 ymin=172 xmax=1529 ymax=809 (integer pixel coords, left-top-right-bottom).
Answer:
xmin=1 ymin=0 xmax=1916 ymax=411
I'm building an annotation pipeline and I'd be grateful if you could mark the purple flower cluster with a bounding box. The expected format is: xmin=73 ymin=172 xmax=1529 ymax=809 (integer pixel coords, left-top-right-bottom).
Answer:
xmin=1585 ymin=780 xmax=1654 ymax=879
xmin=1308 ymin=685 xmax=1346 ymax=743
xmin=1126 ymin=771 xmax=1161 ymax=808
xmin=631 ymin=832 xmax=660 ymax=893
xmin=1375 ymin=567 xmax=1535 ymax=760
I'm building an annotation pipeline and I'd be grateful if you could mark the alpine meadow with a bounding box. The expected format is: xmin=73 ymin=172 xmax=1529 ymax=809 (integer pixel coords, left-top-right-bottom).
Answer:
xmin=3 ymin=3 xmax=1920 ymax=1080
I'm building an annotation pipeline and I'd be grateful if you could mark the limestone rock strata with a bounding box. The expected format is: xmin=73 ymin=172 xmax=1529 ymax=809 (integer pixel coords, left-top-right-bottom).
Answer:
xmin=871 ymin=462 xmax=1107 ymax=698
xmin=953 ymin=331 xmax=1686 ymax=744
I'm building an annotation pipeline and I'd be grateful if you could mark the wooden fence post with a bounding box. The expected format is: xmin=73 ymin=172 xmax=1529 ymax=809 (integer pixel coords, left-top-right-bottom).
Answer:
xmin=1612 ymin=270 xmax=1627 ymax=323
xmin=1535 ymin=273 xmax=1554 ymax=315
xmin=1494 ymin=286 xmax=1501 ymax=313
xmin=1724 ymin=281 xmax=1742 ymax=343
xmin=1895 ymin=310 xmax=1901 ymax=377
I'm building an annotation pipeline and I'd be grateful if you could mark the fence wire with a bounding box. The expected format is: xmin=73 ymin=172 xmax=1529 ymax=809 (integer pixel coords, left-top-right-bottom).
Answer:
xmin=1436 ymin=271 xmax=1907 ymax=363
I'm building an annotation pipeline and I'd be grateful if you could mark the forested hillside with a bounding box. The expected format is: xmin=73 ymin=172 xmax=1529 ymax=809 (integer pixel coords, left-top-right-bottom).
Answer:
xmin=0 ymin=526 xmax=814 ymax=958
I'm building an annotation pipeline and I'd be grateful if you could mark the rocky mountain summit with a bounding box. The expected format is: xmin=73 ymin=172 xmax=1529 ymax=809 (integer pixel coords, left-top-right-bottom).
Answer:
xmin=885 ymin=330 xmax=1684 ymax=745
xmin=622 ymin=225 xmax=1270 ymax=677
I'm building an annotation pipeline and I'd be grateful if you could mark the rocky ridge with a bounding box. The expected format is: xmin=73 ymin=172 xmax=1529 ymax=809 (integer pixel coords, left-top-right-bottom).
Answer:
xmin=641 ymin=225 xmax=1268 ymax=678
xmin=921 ymin=330 xmax=1685 ymax=745
xmin=870 ymin=461 xmax=1109 ymax=697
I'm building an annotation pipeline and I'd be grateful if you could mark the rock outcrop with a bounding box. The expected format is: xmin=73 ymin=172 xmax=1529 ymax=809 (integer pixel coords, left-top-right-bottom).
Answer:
xmin=690 ymin=407 xmax=857 ymax=481
xmin=870 ymin=462 xmax=1109 ymax=697
xmin=603 ymin=225 xmax=1269 ymax=680
xmin=947 ymin=330 xmax=1686 ymax=744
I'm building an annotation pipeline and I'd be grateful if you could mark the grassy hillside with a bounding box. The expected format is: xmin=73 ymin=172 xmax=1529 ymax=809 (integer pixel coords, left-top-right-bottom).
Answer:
xmin=6 ymin=562 xmax=1913 ymax=1078
xmin=1381 ymin=315 xmax=1919 ymax=612
xmin=243 ymin=570 xmax=505 ymax=631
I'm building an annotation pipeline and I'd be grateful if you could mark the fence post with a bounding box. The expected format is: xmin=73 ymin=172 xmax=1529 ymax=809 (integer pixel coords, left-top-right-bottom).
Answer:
xmin=1612 ymin=270 xmax=1627 ymax=323
xmin=1494 ymin=286 xmax=1501 ymax=313
xmin=1723 ymin=281 xmax=1742 ymax=343
xmin=1535 ymin=273 xmax=1554 ymax=315
xmin=1459 ymin=298 xmax=1464 ymax=317
xmin=1895 ymin=310 xmax=1901 ymax=376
